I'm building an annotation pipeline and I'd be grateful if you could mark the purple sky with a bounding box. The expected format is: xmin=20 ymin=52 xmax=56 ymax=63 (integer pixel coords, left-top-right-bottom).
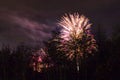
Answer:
xmin=0 ymin=0 xmax=119 ymax=48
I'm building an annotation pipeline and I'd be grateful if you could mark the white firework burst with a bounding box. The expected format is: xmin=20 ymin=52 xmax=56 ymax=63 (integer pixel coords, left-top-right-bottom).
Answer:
xmin=58 ymin=13 xmax=91 ymax=41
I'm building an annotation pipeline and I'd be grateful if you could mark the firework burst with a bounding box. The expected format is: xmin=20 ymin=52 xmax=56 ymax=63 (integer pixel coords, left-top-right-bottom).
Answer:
xmin=59 ymin=13 xmax=91 ymax=41
xmin=58 ymin=13 xmax=97 ymax=71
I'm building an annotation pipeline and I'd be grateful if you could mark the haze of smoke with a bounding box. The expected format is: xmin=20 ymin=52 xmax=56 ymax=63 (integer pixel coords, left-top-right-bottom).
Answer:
xmin=10 ymin=15 xmax=55 ymax=47
xmin=0 ymin=11 xmax=56 ymax=48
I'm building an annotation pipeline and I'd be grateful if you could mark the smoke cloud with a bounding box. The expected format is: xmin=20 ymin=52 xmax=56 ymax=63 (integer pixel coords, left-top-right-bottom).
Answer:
xmin=0 ymin=10 xmax=56 ymax=48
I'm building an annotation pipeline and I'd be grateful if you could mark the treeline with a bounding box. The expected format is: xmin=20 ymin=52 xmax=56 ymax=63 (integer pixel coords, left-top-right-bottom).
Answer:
xmin=0 ymin=44 xmax=35 ymax=80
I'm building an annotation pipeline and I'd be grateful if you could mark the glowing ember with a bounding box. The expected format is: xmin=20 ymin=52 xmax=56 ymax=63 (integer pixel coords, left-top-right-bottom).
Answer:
xmin=38 ymin=56 xmax=42 ymax=62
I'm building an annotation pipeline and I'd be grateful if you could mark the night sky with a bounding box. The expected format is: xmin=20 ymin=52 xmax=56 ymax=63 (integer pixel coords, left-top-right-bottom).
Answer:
xmin=0 ymin=0 xmax=120 ymax=48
